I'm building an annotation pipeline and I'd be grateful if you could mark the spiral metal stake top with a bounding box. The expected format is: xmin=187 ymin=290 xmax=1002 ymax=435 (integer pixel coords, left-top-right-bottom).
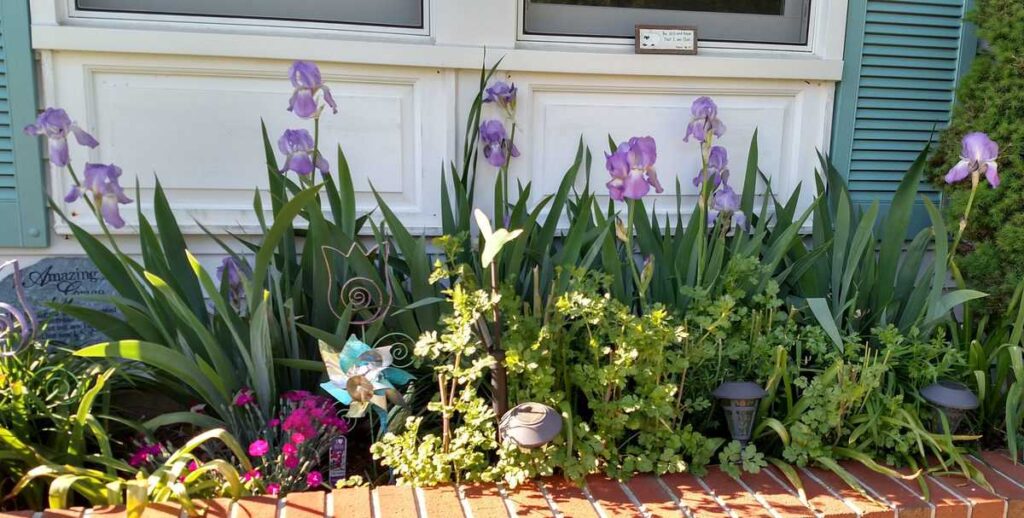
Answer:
xmin=321 ymin=242 xmax=416 ymax=367
xmin=0 ymin=260 xmax=37 ymax=357
xmin=322 ymin=242 xmax=394 ymax=331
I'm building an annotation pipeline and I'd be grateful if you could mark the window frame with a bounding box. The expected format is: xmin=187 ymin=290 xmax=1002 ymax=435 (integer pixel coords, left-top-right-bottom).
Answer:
xmin=63 ymin=0 xmax=432 ymax=38
xmin=517 ymin=0 xmax=822 ymax=53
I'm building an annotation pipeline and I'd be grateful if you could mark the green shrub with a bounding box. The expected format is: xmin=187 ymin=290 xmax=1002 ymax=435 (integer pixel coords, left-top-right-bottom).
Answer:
xmin=0 ymin=340 xmax=119 ymax=510
xmin=930 ymin=0 xmax=1024 ymax=310
xmin=371 ymin=283 xmax=503 ymax=486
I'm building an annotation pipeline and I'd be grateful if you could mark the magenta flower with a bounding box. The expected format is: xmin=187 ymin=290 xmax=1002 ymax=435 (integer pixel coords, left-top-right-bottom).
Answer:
xmin=693 ymin=145 xmax=729 ymax=188
xmin=127 ymin=451 xmax=145 ymax=468
xmin=64 ymin=163 xmax=133 ymax=229
xmin=242 ymin=469 xmax=262 ymax=482
xmin=283 ymin=390 xmax=313 ymax=402
xmin=479 ymin=119 xmax=520 ymax=168
xmin=302 ymin=395 xmax=330 ymax=409
xmin=284 ymin=454 xmax=299 ymax=470
xmin=128 ymin=443 xmax=162 ymax=467
xmin=288 ymin=61 xmax=338 ymax=119
xmin=283 ymin=408 xmax=316 ymax=438
xmin=484 ymin=81 xmax=517 ymax=115
xmin=324 ymin=416 xmax=348 ymax=432
xmin=282 ymin=443 xmax=297 ymax=456
xmin=306 ymin=471 xmax=324 ymax=487
xmin=683 ymin=96 xmax=726 ymax=143
xmin=233 ymin=387 xmax=255 ymax=406
xmin=248 ymin=439 xmax=269 ymax=457
xmin=708 ymin=183 xmax=746 ymax=228
xmin=605 ymin=136 xmax=663 ymax=201
xmin=23 ymin=108 xmax=99 ymax=167
xmin=278 ymin=129 xmax=330 ymax=176
xmin=266 ymin=483 xmax=281 ymax=496
xmin=268 ymin=418 xmax=280 ymax=427
xmin=291 ymin=432 xmax=307 ymax=444
xmin=945 ymin=132 xmax=1000 ymax=188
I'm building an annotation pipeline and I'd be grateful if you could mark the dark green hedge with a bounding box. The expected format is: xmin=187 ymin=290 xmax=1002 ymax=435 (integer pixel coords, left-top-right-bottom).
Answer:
xmin=930 ymin=0 xmax=1024 ymax=311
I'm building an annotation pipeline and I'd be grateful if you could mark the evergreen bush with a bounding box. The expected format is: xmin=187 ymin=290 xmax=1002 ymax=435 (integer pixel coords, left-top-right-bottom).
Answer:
xmin=931 ymin=0 xmax=1024 ymax=309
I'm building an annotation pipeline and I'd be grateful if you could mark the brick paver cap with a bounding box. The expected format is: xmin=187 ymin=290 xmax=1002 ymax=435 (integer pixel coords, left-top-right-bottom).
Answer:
xmin=15 ymin=453 xmax=1024 ymax=518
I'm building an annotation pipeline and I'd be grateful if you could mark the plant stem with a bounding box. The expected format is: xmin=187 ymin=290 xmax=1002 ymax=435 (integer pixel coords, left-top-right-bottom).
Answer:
xmin=307 ymin=116 xmax=322 ymax=190
xmin=949 ymin=168 xmax=980 ymax=267
xmin=489 ymin=265 xmax=509 ymax=421
xmin=696 ymin=136 xmax=713 ymax=285
xmin=496 ymin=123 xmax=517 ymax=227
xmin=448 ymin=350 xmax=460 ymax=437
xmin=675 ymin=364 xmax=689 ymax=420
xmin=626 ymin=199 xmax=645 ymax=313
xmin=438 ymin=373 xmax=450 ymax=453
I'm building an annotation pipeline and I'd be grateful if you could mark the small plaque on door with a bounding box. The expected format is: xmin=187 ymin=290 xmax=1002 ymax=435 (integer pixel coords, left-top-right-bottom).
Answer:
xmin=635 ymin=25 xmax=698 ymax=55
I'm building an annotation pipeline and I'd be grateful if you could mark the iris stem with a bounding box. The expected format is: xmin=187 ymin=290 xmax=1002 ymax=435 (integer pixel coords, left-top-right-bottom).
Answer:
xmin=948 ymin=170 xmax=979 ymax=268
xmin=310 ymin=116 xmax=322 ymax=190
xmin=497 ymin=123 xmax=517 ymax=227
xmin=696 ymin=133 xmax=714 ymax=285
xmin=626 ymin=199 xmax=646 ymax=313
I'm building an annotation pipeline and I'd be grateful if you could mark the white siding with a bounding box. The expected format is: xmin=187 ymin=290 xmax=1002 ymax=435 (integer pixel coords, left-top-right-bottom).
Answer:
xmin=3 ymin=0 xmax=848 ymax=264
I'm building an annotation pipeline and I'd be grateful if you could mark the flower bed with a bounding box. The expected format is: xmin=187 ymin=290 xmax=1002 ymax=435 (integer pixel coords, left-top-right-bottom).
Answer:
xmin=2 ymin=57 xmax=1022 ymax=517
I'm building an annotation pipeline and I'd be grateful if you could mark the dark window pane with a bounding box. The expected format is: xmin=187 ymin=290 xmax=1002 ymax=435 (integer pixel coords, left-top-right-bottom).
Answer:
xmin=76 ymin=0 xmax=423 ymax=28
xmin=532 ymin=0 xmax=784 ymax=16
xmin=524 ymin=0 xmax=810 ymax=45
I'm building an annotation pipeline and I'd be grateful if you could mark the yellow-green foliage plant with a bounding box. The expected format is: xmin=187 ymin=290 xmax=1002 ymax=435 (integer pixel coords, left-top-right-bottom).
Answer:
xmin=0 ymin=338 xmax=118 ymax=510
xmin=6 ymin=429 xmax=254 ymax=518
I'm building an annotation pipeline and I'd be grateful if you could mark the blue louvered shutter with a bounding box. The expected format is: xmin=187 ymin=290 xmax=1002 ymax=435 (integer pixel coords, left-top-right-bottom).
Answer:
xmin=0 ymin=0 xmax=47 ymax=247
xmin=832 ymin=0 xmax=977 ymax=227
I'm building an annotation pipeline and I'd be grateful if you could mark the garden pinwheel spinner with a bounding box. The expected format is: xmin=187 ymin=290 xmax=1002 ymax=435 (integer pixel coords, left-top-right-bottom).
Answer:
xmin=318 ymin=336 xmax=414 ymax=430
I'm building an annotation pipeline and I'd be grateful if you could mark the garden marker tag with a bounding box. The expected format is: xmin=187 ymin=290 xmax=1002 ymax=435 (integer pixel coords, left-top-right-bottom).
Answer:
xmin=635 ymin=25 xmax=698 ymax=55
xmin=329 ymin=435 xmax=348 ymax=485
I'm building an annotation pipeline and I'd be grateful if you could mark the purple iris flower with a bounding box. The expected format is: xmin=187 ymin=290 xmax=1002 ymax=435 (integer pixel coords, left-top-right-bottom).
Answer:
xmin=708 ymin=183 xmax=746 ymax=228
xmin=479 ymin=119 xmax=520 ymax=168
xmin=945 ymin=132 xmax=1000 ymax=188
xmin=217 ymin=257 xmax=246 ymax=309
xmin=605 ymin=136 xmax=663 ymax=201
xmin=64 ymin=163 xmax=133 ymax=229
xmin=693 ymin=145 xmax=729 ymax=188
xmin=23 ymin=108 xmax=99 ymax=167
xmin=288 ymin=61 xmax=338 ymax=119
xmin=278 ymin=129 xmax=330 ymax=176
xmin=683 ymin=96 xmax=726 ymax=143
xmin=484 ymin=81 xmax=517 ymax=114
